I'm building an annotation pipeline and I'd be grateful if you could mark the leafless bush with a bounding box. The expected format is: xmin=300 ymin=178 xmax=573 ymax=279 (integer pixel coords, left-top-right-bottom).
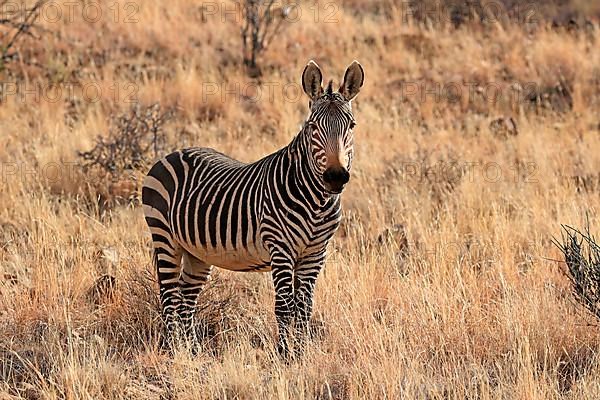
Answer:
xmin=79 ymin=103 xmax=172 ymax=175
xmin=78 ymin=103 xmax=173 ymax=206
xmin=0 ymin=0 xmax=47 ymax=71
xmin=240 ymin=0 xmax=291 ymax=77
xmin=555 ymin=224 xmax=600 ymax=321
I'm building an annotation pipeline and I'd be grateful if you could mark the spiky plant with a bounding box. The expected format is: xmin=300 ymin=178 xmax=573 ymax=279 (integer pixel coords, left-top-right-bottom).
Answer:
xmin=554 ymin=224 xmax=600 ymax=321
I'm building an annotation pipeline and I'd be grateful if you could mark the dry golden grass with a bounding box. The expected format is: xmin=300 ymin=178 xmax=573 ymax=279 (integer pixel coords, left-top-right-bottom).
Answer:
xmin=1 ymin=0 xmax=600 ymax=398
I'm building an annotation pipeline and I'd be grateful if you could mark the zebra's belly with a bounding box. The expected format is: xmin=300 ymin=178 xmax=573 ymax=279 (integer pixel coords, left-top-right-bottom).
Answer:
xmin=184 ymin=242 xmax=272 ymax=272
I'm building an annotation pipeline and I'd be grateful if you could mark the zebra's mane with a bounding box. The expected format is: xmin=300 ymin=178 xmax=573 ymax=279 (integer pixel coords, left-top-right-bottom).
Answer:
xmin=325 ymin=80 xmax=334 ymax=95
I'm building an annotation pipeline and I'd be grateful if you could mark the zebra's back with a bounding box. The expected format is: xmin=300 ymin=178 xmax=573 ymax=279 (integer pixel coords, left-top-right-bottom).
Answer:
xmin=142 ymin=147 xmax=272 ymax=271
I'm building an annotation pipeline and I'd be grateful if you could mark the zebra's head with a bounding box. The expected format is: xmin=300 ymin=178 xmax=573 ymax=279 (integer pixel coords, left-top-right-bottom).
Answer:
xmin=301 ymin=60 xmax=365 ymax=195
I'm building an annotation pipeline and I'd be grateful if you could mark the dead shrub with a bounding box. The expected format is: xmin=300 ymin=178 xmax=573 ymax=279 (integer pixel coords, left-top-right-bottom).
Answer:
xmin=77 ymin=103 xmax=173 ymax=208
xmin=0 ymin=0 xmax=48 ymax=73
xmin=240 ymin=0 xmax=292 ymax=77
xmin=555 ymin=224 xmax=600 ymax=322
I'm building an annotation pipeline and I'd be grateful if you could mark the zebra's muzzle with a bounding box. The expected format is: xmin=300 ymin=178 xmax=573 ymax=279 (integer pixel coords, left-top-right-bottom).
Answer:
xmin=323 ymin=166 xmax=350 ymax=193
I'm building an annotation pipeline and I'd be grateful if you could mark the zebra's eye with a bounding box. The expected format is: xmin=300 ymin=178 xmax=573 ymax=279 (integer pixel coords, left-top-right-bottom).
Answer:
xmin=349 ymin=121 xmax=356 ymax=130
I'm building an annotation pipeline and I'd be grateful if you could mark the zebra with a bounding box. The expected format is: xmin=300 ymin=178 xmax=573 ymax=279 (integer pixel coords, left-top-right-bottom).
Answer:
xmin=141 ymin=60 xmax=364 ymax=356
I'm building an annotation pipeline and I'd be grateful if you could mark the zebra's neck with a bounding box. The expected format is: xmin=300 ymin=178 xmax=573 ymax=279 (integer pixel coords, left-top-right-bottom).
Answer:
xmin=284 ymin=125 xmax=337 ymax=209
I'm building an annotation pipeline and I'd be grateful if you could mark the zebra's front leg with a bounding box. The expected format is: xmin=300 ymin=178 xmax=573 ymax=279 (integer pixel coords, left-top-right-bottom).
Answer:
xmin=293 ymin=252 xmax=324 ymax=352
xmin=178 ymin=252 xmax=213 ymax=348
xmin=270 ymin=252 xmax=295 ymax=358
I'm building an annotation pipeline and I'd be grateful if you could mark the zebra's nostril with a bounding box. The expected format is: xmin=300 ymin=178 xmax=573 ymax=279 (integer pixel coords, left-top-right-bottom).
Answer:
xmin=323 ymin=169 xmax=335 ymax=184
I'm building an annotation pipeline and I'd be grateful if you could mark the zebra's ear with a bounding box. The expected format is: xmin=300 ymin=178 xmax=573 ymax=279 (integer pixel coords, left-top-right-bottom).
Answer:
xmin=302 ymin=60 xmax=323 ymax=101
xmin=339 ymin=61 xmax=364 ymax=101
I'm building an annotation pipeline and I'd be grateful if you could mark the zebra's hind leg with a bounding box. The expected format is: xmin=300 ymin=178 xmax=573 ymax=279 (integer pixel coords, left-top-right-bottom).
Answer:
xmin=148 ymin=231 xmax=184 ymax=347
xmin=179 ymin=252 xmax=213 ymax=347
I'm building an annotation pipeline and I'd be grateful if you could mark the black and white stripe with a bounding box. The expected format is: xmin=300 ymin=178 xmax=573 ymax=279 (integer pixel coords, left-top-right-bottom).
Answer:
xmin=142 ymin=60 xmax=364 ymax=356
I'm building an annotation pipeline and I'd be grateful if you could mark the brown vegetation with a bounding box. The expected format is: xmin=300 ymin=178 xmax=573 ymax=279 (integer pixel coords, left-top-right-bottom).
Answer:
xmin=0 ymin=0 xmax=600 ymax=398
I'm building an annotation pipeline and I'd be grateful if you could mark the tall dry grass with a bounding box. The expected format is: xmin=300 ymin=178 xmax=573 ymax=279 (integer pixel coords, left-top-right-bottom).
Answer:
xmin=1 ymin=0 xmax=600 ymax=398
